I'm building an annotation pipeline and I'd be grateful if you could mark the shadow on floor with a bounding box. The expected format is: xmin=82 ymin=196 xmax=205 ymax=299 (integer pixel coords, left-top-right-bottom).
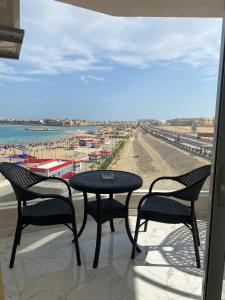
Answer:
xmin=135 ymin=220 xmax=207 ymax=278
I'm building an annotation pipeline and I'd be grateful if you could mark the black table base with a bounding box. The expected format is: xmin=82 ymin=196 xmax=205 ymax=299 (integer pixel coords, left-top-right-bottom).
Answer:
xmin=70 ymin=170 xmax=143 ymax=268
xmin=76 ymin=191 xmax=141 ymax=268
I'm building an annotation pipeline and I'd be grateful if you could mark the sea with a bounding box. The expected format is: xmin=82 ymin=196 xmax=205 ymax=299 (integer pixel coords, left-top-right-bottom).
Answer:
xmin=0 ymin=124 xmax=99 ymax=145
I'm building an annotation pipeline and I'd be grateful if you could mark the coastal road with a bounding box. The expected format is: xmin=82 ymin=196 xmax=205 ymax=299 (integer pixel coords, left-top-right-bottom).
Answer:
xmin=142 ymin=124 xmax=212 ymax=151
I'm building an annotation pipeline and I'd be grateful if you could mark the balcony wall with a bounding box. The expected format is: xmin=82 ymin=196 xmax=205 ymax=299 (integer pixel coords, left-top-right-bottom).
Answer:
xmin=0 ymin=183 xmax=210 ymax=238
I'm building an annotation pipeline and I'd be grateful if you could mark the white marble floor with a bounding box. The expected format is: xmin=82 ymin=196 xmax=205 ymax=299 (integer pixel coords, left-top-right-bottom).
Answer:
xmin=0 ymin=217 xmax=206 ymax=300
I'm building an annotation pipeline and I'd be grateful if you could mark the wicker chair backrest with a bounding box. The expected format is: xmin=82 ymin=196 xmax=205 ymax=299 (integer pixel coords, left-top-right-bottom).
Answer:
xmin=0 ymin=162 xmax=42 ymax=201
xmin=176 ymin=164 xmax=211 ymax=187
xmin=172 ymin=164 xmax=211 ymax=201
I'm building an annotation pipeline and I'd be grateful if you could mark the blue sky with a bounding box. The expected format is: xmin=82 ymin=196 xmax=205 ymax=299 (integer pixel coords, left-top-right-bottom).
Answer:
xmin=0 ymin=0 xmax=222 ymax=120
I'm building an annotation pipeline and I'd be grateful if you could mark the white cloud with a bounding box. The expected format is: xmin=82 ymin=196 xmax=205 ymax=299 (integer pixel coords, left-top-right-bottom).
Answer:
xmin=0 ymin=61 xmax=32 ymax=82
xmin=80 ymin=74 xmax=107 ymax=84
xmin=0 ymin=0 xmax=222 ymax=82
xmin=110 ymin=54 xmax=150 ymax=69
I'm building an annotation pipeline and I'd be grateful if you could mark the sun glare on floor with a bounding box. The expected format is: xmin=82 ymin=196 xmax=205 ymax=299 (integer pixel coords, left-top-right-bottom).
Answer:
xmin=17 ymin=230 xmax=67 ymax=254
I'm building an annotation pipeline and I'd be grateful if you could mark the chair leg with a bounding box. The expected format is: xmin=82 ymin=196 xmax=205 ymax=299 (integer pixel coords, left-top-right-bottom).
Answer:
xmin=9 ymin=222 xmax=22 ymax=268
xmin=194 ymin=218 xmax=200 ymax=246
xmin=109 ymin=220 xmax=115 ymax=232
xmin=144 ymin=220 xmax=148 ymax=232
xmin=93 ymin=222 xmax=102 ymax=268
xmin=17 ymin=227 xmax=22 ymax=246
xmin=191 ymin=221 xmax=201 ymax=268
xmin=78 ymin=195 xmax=88 ymax=238
xmin=71 ymin=220 xmax=81 ymax=266
xmin=131 ymin=216 xmax=141 ymax=259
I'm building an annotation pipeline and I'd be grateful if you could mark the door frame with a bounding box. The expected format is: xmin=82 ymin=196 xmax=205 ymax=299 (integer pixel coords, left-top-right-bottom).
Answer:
xmin=203 ymin=11 xmax=225 ymax=300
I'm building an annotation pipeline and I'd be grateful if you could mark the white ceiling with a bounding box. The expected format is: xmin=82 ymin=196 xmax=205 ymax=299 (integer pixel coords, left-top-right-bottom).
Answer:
xmin=0 ymin=0 xmax=223 ymax=33
xmin=57 ymin=0 xmax=224 ymax=18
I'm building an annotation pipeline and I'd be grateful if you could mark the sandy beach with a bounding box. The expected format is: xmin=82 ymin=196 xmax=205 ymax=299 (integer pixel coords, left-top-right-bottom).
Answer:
xmin=0 ymin=125 xmax=212 ymax=190
xmin=109 ymin=128 xmax=210 ymax=189
xmin=0 ymin=127 xmax=118 ymax=179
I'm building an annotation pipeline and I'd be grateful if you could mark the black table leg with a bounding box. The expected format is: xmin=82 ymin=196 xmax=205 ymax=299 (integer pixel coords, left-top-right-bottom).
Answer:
xmin=125 ymin=192 xmax=141 ymax=253
xmin=93 ymin=222 xmax=102 ymax=268
xmin=109 ymin=193 xmax=115 ymax=232
xmin=93 ymin=193 xmax=102 ymax=268
xmin=78 ymin=192 xmax=88 ymax=238
xmin=110 ymin=219 xmax=115 ymax=232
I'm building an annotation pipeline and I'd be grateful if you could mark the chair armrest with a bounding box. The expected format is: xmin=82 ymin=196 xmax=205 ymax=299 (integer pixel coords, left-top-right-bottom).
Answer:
xmin=26 ymin=189 xmax=75 ymax=211
xmin=148 ymin=188 xmax=196 ymax=201
xmin=149 ymin=175 xmax=207 ymax=201
xmin=137 ymin=190 xmax=186 ymax=213
xmin=30 ymin=176 xmax=72 ymax=198
xmin=132 ymin=182 xmax=199 ymax=215
xmin=149 ymin=176 xmax=180 ymax=193
xmin=137 ymin=191 xmax=181 ymax=212
xmin=137 ymin=193 xmax=151 ymax=211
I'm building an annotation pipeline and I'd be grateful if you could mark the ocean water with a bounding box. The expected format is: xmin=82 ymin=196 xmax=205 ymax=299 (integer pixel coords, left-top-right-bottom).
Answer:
xmin=0 ymin=125 xmax=99 ymax=144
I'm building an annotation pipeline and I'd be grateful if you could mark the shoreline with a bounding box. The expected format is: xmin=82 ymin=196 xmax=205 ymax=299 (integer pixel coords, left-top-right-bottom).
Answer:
xmin=0 ymin=125 xmax=119 ymax=178
xmin=0 ymin=125 xmax=100 ymax=146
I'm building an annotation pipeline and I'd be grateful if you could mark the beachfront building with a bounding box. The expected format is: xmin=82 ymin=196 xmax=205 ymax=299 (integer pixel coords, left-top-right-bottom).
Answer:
xmin=68 ymin=142 xmax=80 ymax=150
xmin=91 ymin=140 xmax=101 ymax=148
xmin=100 ymin=149 xmax=112 ymax=157
xmin=95 ymin=131 xmax=103 ymax=136
xmin=79 ymin=138 xmax=94 ymax=147
xmin=62 ymin=120 xmax=74 ymax=127
xmin=99 ymin=136 xmax=108 ymax=143
xmin=72 ymin=159 xmax=83 ymax=172
xmin=88 ymin=152 xmax=102 ymax=162
xmin=29 ymin=160 xmax=73 ymax=179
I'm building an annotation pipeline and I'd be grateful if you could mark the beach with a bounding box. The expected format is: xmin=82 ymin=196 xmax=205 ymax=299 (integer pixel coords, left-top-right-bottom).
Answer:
xmin=109 ymin=127 xmax=211 ymax=189
xmin=0 ymin=124 xmax=120 ymax=181
xmin=0 ymin=124 xmax=212 ymax=190
xmin=0 ymin=124 xmax=100 ymax=144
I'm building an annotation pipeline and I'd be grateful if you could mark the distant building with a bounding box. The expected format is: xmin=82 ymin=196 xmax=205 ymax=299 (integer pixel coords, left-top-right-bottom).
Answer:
xmin=139 ymin=119 xmax=164 ymax=126
xmin=43 ymin=119 xmax=75 ymax=127
xmin=197 ymin=118 xmax=214 ymax=126
xmin=91 ymin=140 xmax=101 ymax=148
xmin=44 ymin=119 xmax=63 ymax=126
xmin=30 ymin=160 xmax=73 ymax=179
xmin=191 ymin=121 xmax=197 ymax=132
xmin=72 ymin=159 xmax=83 ymax=172
xmin=63 ymin=120 xmax=74 ymax=127
xmin=69 ymin=143 xmax=79 ymax=150
xmin=88 ymin=152 xmax=102 ymax=161
xmin=100 ymin=149 xmax=112 ymax=157
xmin=167 ymin=117 xmax=214 ymax=127
xmin=167 ymin=118 xmax=193 ymax=126
xmin=79 ymin=138 xmax=94 ymax=147
xmin=99 ymin=136 xmax=108 ymax=143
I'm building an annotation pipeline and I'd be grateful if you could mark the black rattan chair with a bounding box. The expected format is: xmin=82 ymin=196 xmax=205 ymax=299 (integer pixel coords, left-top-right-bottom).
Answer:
xmin=0 ymin=162 xmax=81 ymax=268
xmin=131 ymin=164 xmax=211 ymax=268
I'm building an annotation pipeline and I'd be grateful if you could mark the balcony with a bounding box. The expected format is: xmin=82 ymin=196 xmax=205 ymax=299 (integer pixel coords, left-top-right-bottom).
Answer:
xmin=0 ymin=183 xmax=208 ymax=299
